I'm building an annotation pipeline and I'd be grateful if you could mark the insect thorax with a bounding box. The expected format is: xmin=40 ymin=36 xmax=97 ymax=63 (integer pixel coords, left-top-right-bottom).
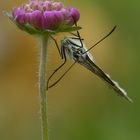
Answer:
xmin=61 ymin=37 xmax=85 ymax=60
xmin=61 ymin=37 xmax=94 ymax=62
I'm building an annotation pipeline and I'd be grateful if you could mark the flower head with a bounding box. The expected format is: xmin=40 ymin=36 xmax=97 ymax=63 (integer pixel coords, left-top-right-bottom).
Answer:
xmin=6 ymin=0 xmax=81 ymax=35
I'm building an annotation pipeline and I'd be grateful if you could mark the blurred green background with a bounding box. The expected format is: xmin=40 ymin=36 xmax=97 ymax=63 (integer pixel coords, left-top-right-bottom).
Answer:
xmin=0 ymin=0 xmax=139 ymax=140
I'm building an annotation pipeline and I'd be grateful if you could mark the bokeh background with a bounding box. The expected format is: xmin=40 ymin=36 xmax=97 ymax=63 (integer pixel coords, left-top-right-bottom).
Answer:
xmin=0 ymin=0 xmax=139 ymax=140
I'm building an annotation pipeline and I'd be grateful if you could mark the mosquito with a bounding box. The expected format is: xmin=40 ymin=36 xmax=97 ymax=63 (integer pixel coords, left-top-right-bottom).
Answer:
xmin=47 ymin=25 xmax=133 ymax=103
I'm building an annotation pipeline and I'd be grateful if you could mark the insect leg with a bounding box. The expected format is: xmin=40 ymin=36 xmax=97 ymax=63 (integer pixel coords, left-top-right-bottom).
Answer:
xmin=74 ymin=22 xmax=84 ymax=48
xmin=70 ymin=17 xmax=84 ymax=48
xmin=47 ymin=22 xmax=82 ymax=89
xmin=46 ymin=45 xmax=67 ymax=90
xmin=69 ymin=32 xmax=79 ymax=37
xmin=83 ymin=26 xmax=117 ymax=54
xmin=70 ymin=37 xmax=84 ymax=41
xmin=49 ymin=35 xmax=61 ymax=56
xmin=48 ymin=62 xmax=76 ymax=89
xmin=69 ymin=29 xmax=84 ymax=40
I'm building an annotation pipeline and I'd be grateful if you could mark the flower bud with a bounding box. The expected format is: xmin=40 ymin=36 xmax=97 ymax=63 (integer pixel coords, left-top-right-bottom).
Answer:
xmin=8 ymin=0 xmax=81 ymax=35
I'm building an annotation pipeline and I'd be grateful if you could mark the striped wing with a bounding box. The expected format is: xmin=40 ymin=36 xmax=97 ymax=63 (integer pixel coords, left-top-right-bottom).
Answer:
xmin=78 ymin=54 xmax=132 ymax=102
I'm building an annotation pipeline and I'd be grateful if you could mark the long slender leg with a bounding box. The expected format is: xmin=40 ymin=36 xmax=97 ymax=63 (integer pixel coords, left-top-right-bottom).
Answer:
xmin=47 ymin=21 xmax=83 ymax=90
xmin=83 ymin=26 xmax=117 ymax=54
xmin=46 ymin=36 xmax=66 ymax=90
xmin=46 ymin=60 xmax=67 ymax=90
xmin=50 ymin=35 xmax=61 ymax=56
xmin=47 ymin=21 xmax=82 ymax=89
xmin=46 ymin=46 xmax=67 ymax=90
xmin=69 ymin=32 xmax=79 ymax=37
xmin=69 ymin=32 xmax=84 ymax=41
xmin=69 ymin=16 xmax=84 ymax=48
xmin=70 ymin=37 xmax=84 ymax=40
xmin=74 ymin=22 xmax=84 ymax=48
xmin=48 ymin=62 xmax=76 ymax=89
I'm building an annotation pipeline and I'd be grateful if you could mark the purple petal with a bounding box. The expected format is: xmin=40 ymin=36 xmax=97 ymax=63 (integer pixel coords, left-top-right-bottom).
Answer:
xmin=52 ymin=2 xmax=64 ymax=10
xmin=42 ymin=11 xmax=56 ymax=30
xmin=31 ymin=10 xmax=42 ymax=29
xmin=61 ymin=9 xmax=71 ymax=19
xmin=25 ymin=12 xmax=32 ymax=24
xmin=13 ymin=8 xmax=26 ymax=24
xmin=68 ymin=7 xmax=80 ymax=22
xmin=60 ymin=9 xmax=74 ymax=26
xmin=44 ymin=1 xmax=52 ymax=11
xmin=53 ymin=11 xmax=64 ymax=25
xmin=12 ymin=8 xmax=24 ymax=18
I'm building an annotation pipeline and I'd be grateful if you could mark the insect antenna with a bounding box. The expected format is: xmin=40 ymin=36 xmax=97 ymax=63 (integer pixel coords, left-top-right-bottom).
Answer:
xmin=83 ymin=26 xmax=117 ymax=54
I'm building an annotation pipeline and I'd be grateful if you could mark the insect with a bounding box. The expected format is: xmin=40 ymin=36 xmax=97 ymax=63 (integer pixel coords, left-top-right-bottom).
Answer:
xmin=47 ymin=26 xmax=133 ymax=103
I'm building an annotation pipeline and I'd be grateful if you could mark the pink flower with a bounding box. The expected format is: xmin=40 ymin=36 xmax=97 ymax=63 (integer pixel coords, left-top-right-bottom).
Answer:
xmin=11 ymin=0 xmax=80 ymax=32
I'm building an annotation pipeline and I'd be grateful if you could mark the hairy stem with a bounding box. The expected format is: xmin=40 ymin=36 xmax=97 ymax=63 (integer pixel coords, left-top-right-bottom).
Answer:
xmin=39 ymin=35 xmax=49 ymax=140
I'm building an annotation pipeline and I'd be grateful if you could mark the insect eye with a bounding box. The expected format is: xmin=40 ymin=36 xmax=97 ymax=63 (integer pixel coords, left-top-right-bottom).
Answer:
xmin=80 ymin=50 xmax=83 ymax=53
xmin=77 ymin=48 xmax=83 ymax=54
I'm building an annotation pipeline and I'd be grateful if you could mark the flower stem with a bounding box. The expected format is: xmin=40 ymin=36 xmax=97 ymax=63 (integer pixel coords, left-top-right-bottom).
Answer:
xmin=39 ymin=35 xmax=49 ymax=140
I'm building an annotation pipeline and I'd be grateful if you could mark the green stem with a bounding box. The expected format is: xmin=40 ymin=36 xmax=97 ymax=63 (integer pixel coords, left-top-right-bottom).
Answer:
xmin=39 ymin=35 xmax=49 ymax=140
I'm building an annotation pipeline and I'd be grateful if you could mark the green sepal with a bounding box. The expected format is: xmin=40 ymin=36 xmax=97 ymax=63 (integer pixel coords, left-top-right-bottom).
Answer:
xmin=16 ymin=24 xmax=82 ymax=36
xmin=16 ymin=23 xmax=41 ymax=35
xmin=55 ymin=26 xmax=82 ymax=33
